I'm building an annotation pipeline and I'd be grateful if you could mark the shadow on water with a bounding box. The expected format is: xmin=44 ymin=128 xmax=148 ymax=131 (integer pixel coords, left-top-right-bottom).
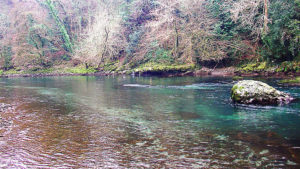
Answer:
xmin=0 ymin=76 xmax=299 ymax=168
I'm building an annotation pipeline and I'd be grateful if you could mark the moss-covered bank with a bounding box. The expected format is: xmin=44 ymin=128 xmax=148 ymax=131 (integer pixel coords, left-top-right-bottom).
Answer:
xmin=0 ymin=61 xmax=299 ymax=79
xmin=237 ymin=61 xmax=300 ymax=74
xmin=278 ymin=77 xmax=300 ymax=85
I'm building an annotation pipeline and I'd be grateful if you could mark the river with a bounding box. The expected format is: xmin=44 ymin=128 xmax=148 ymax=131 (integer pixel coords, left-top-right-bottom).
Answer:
xmin=0 ymin=76 xmax=299 ymax=168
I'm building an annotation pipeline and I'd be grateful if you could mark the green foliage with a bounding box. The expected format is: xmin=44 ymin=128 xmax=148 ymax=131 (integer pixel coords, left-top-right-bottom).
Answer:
xmin=119 ymin=1 xmax=132 ymax=22
xmin=26 ymin=14 xmax=55 ymax=67
xmin=208 ymin=0 xmax=299 ymax=65
xmin=0 ymin=46 xmax=12 ymax=70
xmin=144 ymin=45 xmax=174 ymax=65
xmin=44 ymin=0 xmax=73 ymax=54
xmin=256 ymin=62 xmax=267 ymax=71
xmin=261 ymin=0 xmax=299 ymax=61
xmin=207 ymin=0 xmax=237 ymax=39
xmin=0 ymin=0 xmax=299 ymax=73
xmin=238 ymin=61 xmax=299 ymax=73
xmin=275 ymin=61 xmax=300 ymax=72
xmin=27 ymin=24 xmax=51 ymax=48
xmin=62 ymin=55 xmax=71 ymax=61
xmin=126 ymin=29 xmax=144 ymax=58
xmin=205 ymin=0 xmax=248 ymax=63
xmin=123 ymin=0 xmax=156 ymax=63
xmin=239 ymin=62 xmax=268 ymax=72
xmin=0 ymin=13 xmax=10 ymax=38
xmin=153 ymin=48 xmax=173 ymax=64
xmin=102 ymin=62 xmax=118 ymax=72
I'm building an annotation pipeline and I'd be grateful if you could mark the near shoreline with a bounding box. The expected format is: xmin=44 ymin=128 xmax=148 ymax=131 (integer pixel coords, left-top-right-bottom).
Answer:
xmin=0 ymin=66 xmax=299 ymax=84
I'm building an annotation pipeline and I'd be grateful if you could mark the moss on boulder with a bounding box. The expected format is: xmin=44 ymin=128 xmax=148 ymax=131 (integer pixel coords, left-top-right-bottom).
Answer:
xmin=231 ymin=80 xmax=294 ymax=105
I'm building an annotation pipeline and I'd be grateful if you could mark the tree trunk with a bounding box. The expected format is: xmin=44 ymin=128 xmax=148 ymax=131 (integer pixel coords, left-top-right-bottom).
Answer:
xmin=174 ymin=20 xmax=179 ymax=58
xmin=97 ymin=27 xmax=109 ymax=68
xmin=263 ymin=0 xmax=268 ymax=33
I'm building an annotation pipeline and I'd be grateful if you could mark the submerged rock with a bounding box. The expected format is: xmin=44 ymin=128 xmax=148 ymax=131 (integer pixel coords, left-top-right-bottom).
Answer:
xmin=231 ymin=80 xmax=294 ymax=105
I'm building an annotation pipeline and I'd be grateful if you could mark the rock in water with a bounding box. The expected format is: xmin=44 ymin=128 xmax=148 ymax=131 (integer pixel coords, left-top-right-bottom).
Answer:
xmin=231 ymin=80 xmax=294 ymax=105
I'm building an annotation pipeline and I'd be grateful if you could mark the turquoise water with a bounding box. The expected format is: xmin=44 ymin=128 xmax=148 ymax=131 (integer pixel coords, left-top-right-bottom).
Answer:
xmin=0 ymin=76 xmax=299 ymax=168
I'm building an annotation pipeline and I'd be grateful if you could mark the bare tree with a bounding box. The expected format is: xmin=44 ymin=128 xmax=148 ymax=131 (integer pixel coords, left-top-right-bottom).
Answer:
xmin=229 ymin=0 xmax=269 ymax=40
xmin=74 ymin=0 xmax=125 ymax=68
xmin=137 ymin=0 xmax=229 ymax=63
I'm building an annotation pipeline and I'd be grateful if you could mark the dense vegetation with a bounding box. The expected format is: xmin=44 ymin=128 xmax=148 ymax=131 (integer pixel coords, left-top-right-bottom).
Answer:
xmin=0 ymin=0 xmax=299 ymax=74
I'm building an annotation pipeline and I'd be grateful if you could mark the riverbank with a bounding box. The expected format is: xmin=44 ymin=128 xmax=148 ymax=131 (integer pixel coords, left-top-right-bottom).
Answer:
xmin=0 ymin=67 xmax=299 ymax=78
xmin=0 ymin=63 xmax=299 ymax=85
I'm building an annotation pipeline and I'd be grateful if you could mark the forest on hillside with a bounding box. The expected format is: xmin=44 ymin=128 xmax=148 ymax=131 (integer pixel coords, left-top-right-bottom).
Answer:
xmin=0 ymin=0 xmax=299 ymax=73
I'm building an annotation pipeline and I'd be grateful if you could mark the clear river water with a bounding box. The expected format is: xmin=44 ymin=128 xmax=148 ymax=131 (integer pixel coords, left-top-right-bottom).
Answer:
xmin=0 ymin=76 xmax=299 ymax=168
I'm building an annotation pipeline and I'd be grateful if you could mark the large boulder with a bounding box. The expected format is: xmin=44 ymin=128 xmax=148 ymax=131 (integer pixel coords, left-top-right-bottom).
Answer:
xmin=231 ymin=80 xmax=294 ymax=105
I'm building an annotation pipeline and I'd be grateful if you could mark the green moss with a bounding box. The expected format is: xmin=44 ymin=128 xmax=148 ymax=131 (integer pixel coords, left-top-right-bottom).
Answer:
xmin=44 ymin=0 xmax=72 ymax=53
xmin=65 ymin=66 xmax=97 ymax=74
xmin=275 ymin=61 xmax=300 ymax=72
xmin=25 ymin=68 xmax=55 ymax=74
xmin=278 ymin=77 xmax=300 ymax=84
xmin=102 ymin=62 xmax=118 ymax=72
xmin=275 ymin=67 xmax=284 ymax=72
xmin=240 ymin=63 xmax=258 ymax=72
xmin=232 ymin=94 xmax=241 ymax=101
xmin=231 ymin=85 xmax=244 ymax=101
xmin=233 ymin=76 xmax=243 ymax=81
xmin=2 ymin=68 xmax=58 ymax=75
xmin=116 ymin=65 xmax=126 ymax=72
xmin=239 ymin=62 xmax=268 ymax=72
xmin=256 ymin=62 xmax=267 ymax=71
xmin=3 ymin=69 xmax=20 ymax=75
xmin=238 ymin=61 xmax=300 ymax=73
xmin=135 ymin=62 xmax=195 ymax=73
xmin=0 ymin=66 xmax=98 ymax=76
xmin=231 ymin=85 xmax=238 ymax=94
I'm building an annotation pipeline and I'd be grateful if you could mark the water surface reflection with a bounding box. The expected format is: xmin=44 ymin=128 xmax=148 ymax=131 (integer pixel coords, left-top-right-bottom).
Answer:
xmin=0 ymin=76 xmax=299 ymax=168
